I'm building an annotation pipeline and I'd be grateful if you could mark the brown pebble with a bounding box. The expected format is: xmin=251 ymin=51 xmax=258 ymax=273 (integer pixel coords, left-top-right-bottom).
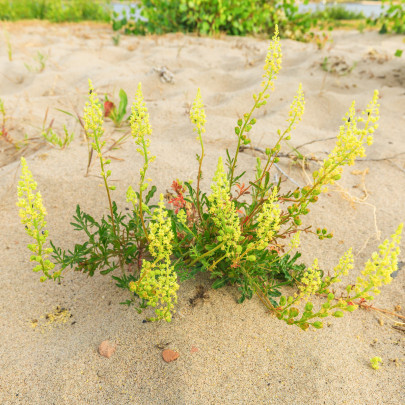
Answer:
xmin=191 ymin=346 xmax=199 ymax=353
xmin=98 ymin=340 xmax=116 ymax=358
xmin=162 ymin=349 xmax=179 ymax=363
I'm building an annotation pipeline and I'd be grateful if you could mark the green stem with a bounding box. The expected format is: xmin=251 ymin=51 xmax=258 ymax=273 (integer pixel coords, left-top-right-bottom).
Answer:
xmin=138 ymin=138 xmax=150 ymax=243
xmin=196 ymin=128 xmax=204 ymax=221
xmin=229 ymin=82 xmax=270 ymax=189
xmin=187 ymin=241 xmax=226 ymax=267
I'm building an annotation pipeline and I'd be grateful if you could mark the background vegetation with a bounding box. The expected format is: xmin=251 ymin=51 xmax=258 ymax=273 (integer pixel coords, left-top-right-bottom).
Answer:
xmin=1 ymin=0 xmax=404 ymax=40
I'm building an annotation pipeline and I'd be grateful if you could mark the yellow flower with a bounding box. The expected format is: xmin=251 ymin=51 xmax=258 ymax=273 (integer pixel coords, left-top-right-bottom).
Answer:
xmin=130 ymin=82 xmax=152 ymax=146
xmin=313 ymin=91 xmax=379 ymax=191
xmin=83 ymin=79 xmax=104 ymax=140
xmin=129 ymin=83 xmax=155 ymax=192
xmin=298 ymin=258 xmax=322 ymax=298
xmin=190 ymin=88 xmax=206 ymax=137
xmin=289 ymin=231 xmax=301 ymax=249
xmin=208 ymin=157 xmax=241 ymax=257
xmin=355 ymin=223 xmax=402 ymax=296
xmin=256 ymin=187 xmax=281 ymax=249
xmin=131 ymin=194 xmax=179 ymax=322
xmin=332 ymin=248 xmax=354 ymax=283
xmin=126 ymin=185 xmax=138 ymax=209
xmin=261 ymin=25 xmax=282 ymax=90
xmin=16 ymin=157 xmax=56 ymax=281
xmin=287 ymin=83 xmax=305 ymax=133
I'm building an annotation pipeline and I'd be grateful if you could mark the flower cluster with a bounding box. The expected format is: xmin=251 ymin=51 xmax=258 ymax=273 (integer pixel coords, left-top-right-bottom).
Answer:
xmin=190 ymin=88 xmax=206 ymax=138
xmin=130 ymin=195 xmax=179 ymax=321
xmin=313 ymin=90 xmax=379 ymax=192
xmin=83 ymin=80 xmax=115 ymax=190
xmin=261 ymin=25 xmax=282 ymax=89
xmin=208 ymin=157 xmax=241 ymax=258
xmin=298 ymin=258 xmax=323 ymax=298
xmin=355 ymin=223 xmax=403 ymax=296
xmin=286 ymin=83 xmax=305 ymax=136
xmin=130 ymin=83 xmax=155 ymax=192
xmin=83 ymin=79 xmax=104 ymax=141
xmin=370 ymin=356 xmax=383 ymax=370
xmin=130 ymin=82 xmax=152 ymax=149
xmin=16 ymin=157 xmax=57 ymax=281
xmin=332 ymin=248 xmax=354 ymax=283
xmin=256 ymin=187 xmax=281 ymax=250
xmin=289 ymin=231 xmax=301 ymax=249
xmin=126 ymin=185 xmax=138 ymax=209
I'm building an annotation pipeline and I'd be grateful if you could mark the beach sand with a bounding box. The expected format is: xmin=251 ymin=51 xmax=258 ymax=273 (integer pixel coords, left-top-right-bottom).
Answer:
xmin=0 ymin=21 xmax=404 ymax=404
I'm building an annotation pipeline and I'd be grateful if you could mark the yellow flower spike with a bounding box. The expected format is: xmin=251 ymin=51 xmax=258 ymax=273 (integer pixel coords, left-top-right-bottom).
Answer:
xmin=313 ymin=91 xmax=380 ymax=192
xmin=17 ymin=157 xmax=56 ymax=281
xmin=83 ymin=79 xmax=104 ymax=140
xmin=261 ymin=25 xmax=282 ymax=89
xmin=287 ymin=83 xmax=305 ymax=130
xmin=289 ymin=231 xmax=301 ymax=249
xmin=190 ymin=88 xmax=206 ymax=136
xmin=132 ymin=194 xmax=178 ymax=322
xmin=129 ymin=83 xmax=155 ymax=240
xmin=256 ymin=187 xmax=281 ymax=250
xmin=148 ymin=194 xmax=174 ymax=261
xmin=333 ymin=248 xmax=354 ymax=281
xmin=355 ymin=223 xmax=403 ymax=296
xmin=130 ymin=82 xmax=152 ymax=146
xmin=208 ymin=157 xmax=241 ymax=258
xmin=126 ymin=186 xmax=138 ymax=209
xmin=298 ymin=258 xmax=323 ymax=298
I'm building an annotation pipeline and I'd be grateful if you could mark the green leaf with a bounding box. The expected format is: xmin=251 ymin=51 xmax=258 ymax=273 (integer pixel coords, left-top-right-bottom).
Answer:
xmin=212 ymin=277 xmax=228 ymax=289
xmin=145 ymin=185 xmax=157 ymax=204
xmin=114 ymin=89 xmax=127 ymax=122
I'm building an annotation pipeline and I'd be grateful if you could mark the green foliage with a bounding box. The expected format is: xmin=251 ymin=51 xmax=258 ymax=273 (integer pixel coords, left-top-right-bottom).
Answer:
xmin=103 ymin=89 xmax=130 ymax=127
xmin=0 ymin=0 xmax=111 ymax=22
xmin=17 ymin=29 xmax=403 ymax=329
xmin=312 ymin=5 xmax=365 ymax=21
xmin=24 ymin=51 xmax=48 ymax=73
xmin=42 ymin=125 xmax=74 ymax=149
xmin=112 ymin=0 xmax=314 ymax=40
xmin=369 ymin=0 xmax=405 ymax=34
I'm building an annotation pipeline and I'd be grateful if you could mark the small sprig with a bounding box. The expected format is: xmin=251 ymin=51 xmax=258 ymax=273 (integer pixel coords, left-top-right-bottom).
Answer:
xmin=370 ymin=356 xmax=383 ymax=370
xmin=190 ymin=88 xmax=206 ymax=219
xmin=229 ymin=25 xmax=282 ymax=187
xmin=261 ymin=25 xmax=282 ymax=89
xmin=17 ymin=157 xmax=58 ymax=282
xmin=42 ymin=126 xmax=74 ymax=149
xmin=312 ymin=90 xmax=380 ymax=192
xmin=83 ymin=79 xmax=122 ymax=269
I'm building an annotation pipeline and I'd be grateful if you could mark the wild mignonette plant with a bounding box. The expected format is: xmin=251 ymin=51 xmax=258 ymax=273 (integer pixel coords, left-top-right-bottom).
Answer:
xmin=17 ymin=27 xmax=403 ymax=329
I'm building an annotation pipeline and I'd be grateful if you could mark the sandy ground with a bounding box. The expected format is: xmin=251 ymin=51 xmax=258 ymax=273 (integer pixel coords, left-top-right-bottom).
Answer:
xmin=0 ymin=21 xmax=404 ymax=405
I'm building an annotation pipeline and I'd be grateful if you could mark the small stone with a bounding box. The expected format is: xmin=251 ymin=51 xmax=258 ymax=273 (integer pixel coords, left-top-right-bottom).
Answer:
xmin=162 ymin=349 xmax=179 ymax=363
xmin=191 ymin=346 xmax=199 ymax=353
xmin=98 ymin=340 xmax=116 ymax=358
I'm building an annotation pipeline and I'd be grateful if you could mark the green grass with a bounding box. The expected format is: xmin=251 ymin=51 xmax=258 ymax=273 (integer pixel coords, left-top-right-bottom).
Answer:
xmin=0 ymin=0 xmax=112 ymax=22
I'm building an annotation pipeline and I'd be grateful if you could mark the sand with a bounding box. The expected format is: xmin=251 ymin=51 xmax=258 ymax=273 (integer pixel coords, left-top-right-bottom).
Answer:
xmin=0 ymin=21 xmax=404 ymax=404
